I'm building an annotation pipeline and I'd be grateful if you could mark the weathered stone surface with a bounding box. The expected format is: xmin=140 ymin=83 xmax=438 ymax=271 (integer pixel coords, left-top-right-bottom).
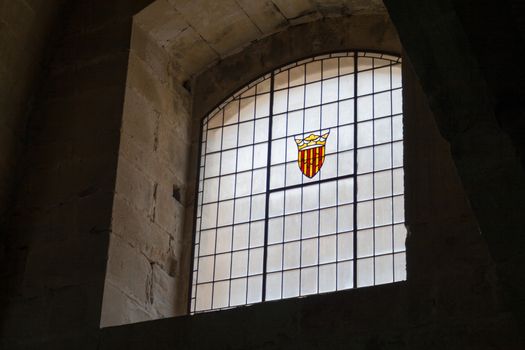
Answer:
xmin=170 ymin=0 xmax=261 ymax=56
xmin=0 ymin=0 xmax=62 ymax=232
xmin=236 ymin=0 xmax=287 ymax=34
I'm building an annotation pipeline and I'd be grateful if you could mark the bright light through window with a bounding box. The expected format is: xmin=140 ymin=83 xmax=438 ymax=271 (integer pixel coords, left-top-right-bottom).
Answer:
xmin=191 ymin=51 xmax=406 ymax=313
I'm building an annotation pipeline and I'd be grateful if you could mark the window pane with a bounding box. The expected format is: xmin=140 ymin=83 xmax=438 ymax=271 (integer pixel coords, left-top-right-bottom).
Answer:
xmin=192 ymin=52 xmax=404 ymax=313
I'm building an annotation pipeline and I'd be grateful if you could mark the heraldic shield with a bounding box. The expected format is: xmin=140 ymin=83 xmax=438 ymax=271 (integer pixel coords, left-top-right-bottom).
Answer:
xmin=294 ymin=130 xmax=330 ymax=178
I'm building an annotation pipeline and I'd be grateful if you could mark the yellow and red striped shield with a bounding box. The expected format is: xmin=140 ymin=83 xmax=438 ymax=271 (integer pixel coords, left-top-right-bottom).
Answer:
xmin=295 ymin=131 xmax=330 ymax=178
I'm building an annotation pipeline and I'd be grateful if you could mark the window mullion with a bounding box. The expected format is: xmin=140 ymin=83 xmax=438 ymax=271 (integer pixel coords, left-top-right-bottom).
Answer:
xmin=353 ymin=51 xmax=359 ymax=288
xmin=262 ymin=72 xmax=276 ymax=301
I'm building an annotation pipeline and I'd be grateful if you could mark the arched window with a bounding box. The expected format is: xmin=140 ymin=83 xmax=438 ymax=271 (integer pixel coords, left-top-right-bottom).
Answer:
xmin=190 ymin=51 xmax=406 ymax=313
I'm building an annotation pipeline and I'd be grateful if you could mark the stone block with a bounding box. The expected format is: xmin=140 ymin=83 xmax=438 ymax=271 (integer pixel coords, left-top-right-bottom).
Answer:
xmin=153 ymin=181 xmax=185 ymax=236
xmin=130 ymin=24 xmax=171 ymax=85
xmin=164 ymin=26 xmax=219 ymax=80
xmin=127 ymin=51 xmax=172 ymax=112
xmin=170 ymin=0 xmax=260 ymax=56
xmin=151 ymin=264 xmax=178 ymax=317
xmin=135 ymin=0 xmax=188 ymax=45
xmin=111 ymin=195 xmax=171 ymax=265
xmin=121 ymin=87 xmax=160 ymax=154
xmin=271 ymin=0 xmax=317 ymax=19
xmin=115 ymin=157 xmax=155 ymax=214
xmin=236 ymin=0 xmax=287 ymax=34
xmin=105 ymin=234 xmax=152 ymax=306
xmin=157 ymin=120 xmax=191 ymax=182
xmin=101 ymin=280 xmax=155 ymax=328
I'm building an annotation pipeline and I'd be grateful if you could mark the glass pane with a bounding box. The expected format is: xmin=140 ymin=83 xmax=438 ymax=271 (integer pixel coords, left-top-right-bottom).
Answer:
xmin=302 ymin=211 xmax=319 ymax=239
xmin=284 ymin=241 xmax=301 ymax=269
xmin=218 ymin=200 xmax=234 ymax=226
xmin=374 ymin=66 xmax=391 ymax=92
xmin=268 ymin=217 xmax=283 ymax=244
xmin=337 ymin=204 xmax=353 ymax=231
xmin=375 ymin=170 xmax=392 ymax=198
xmin=235 ymin=172 xmax=251 ymax=197
xmin=231 ymin=250 xmax=248 ymax=278
xmin=375 ymin=225 xmax=393 ymax=255
xmin=196 ymin=283 xmax=212 ymax=311
xmin=357 ymin=95 xmax=373 ymax=121
xmin=274 ymin=90 xmax=288 ymax=114
xmin=323 ymin=58 xmax=339 ymax=79
xmin=374 ymin=91 xmax=391 ymax=118
xmin=306 ymin=61 xmax=322 ymax=83
xmin=289 ymin=85 xmax=305 ymax=111
xmin=198 ymin=256 xmax=214 ymax=283
xmin=301 ymin=266 xmax=318 ymax=295
xmin=357 ymin=258 xmax=374 ymax=287
xmin=216 ymin=227 xmax=232 ymax=253
xmin=266 ymin=272 xmax=282 ymax=300
xmin=338 ymin=232 xmax=353 ymax=260
xmin=256 ymin=93 xmax=270 ymax=118
xmin=267 ymin=244 xmax=282 ymax=272
xmin=375 ymin=198 xmax=393 ymax=226
xmin=357 ymin=121 xmax=373 ymax=147
xmin=357 ymin=201 xmax=373 ymax=229
xmin=302 ymin=238 xmax=318 ymax=267
xmin=284 ymin=214 xmax=301 ymax=241
xmin=319 ymin=263 xmax=336 ymax=293
xmin=283 ymin=269 xmax=300 ymax=298
xmin=254 ymin=117 xmax=269 ymax=142
xmin=319 ymin=235 xmax=336 ymax=263
xmin=339 ymin=74 xmax=354 ymax=100
xmin=357 ymin=174 xmax=373 ymax=201
xmin=302 ymin=184 xmax=319 ymax=211
xmin=247 ymin=275 xmax=263 ymax=303
xmin=340 ymin=56 xmax=354 ymax=75
xmin=394 ymin=224 xmax=407 ymax=252
xmin=251 ymin=195 xmax=266 ymax=221
xmin=375 ymin=255 xmax=393 ymax=285
xmin=320 ymin=181 xmax=337 ymax=207
xmin=319 ymin=207 xmax=336 ymax=235
xmin=374 ymin=117 xmax=391 ymax=144
xmin=249 ymin=248 xmax=264 ymax=275
xmin=357 ymin=229 xmax=373 ymax=258
xmin=357 ymin=70 xmax=373 ymax=96
xmin=394 ymin=252 xmax=406 ymax=281
xmin=199 ymin=229 xmax=216 ymax=255
xmin=233 ymin=224 xmax=249 ymax=250
xmin=322 ymin=77 xmax=339 ymax=104
xmin=230 ymin=278 xmax=247 ymax=306
xmin=206 ymin=128 xmax=222 ymax=153
xmin=239 ymin=97 xmax=254 ymax=122
xmin=214 ymin=253 xmax=231 ymax=280
xmin=290 ymin=65 xmax=305 ymax=86
xmin=337 ymin=260 xmax=353 ymax=290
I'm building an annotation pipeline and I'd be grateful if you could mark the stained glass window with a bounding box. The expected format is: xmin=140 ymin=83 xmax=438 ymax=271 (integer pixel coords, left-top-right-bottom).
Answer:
xmin=190 ymin=51 xmax=406 ymax=313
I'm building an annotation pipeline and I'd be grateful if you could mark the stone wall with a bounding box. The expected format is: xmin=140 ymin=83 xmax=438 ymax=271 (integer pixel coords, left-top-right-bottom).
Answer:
xmin=100 ymin=1 xmax=400 ymax=327
xmin=97 ymin=41 xmax=520 ymax=350
xmin=100 ymin=22 xmax=192 ymax=326
xmin=1 ymin=1 xmax=154 ymax=348
xmin=0 ymin=0 xmax=63 ymax=263
xmin=384 ymin=0 xmax=525 ymax=337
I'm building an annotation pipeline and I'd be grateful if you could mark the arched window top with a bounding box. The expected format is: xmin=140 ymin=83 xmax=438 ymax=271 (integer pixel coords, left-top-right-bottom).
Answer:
xmin=192 ymin=51 xmax=406 ymax=314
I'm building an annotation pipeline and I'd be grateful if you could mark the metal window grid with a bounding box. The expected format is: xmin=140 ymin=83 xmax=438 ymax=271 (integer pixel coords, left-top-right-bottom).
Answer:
xmin=190 ymin=51 xmax=406 ymax=314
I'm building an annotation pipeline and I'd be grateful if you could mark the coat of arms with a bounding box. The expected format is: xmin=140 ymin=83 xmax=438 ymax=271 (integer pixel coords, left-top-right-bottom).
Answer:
xmin=294 ymin=130 xmax=330 ymax=178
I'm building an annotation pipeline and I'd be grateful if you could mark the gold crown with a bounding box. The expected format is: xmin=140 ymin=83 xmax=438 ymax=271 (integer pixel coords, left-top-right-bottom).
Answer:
xmin=295 ymin=131 xmax=330 ymax=150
